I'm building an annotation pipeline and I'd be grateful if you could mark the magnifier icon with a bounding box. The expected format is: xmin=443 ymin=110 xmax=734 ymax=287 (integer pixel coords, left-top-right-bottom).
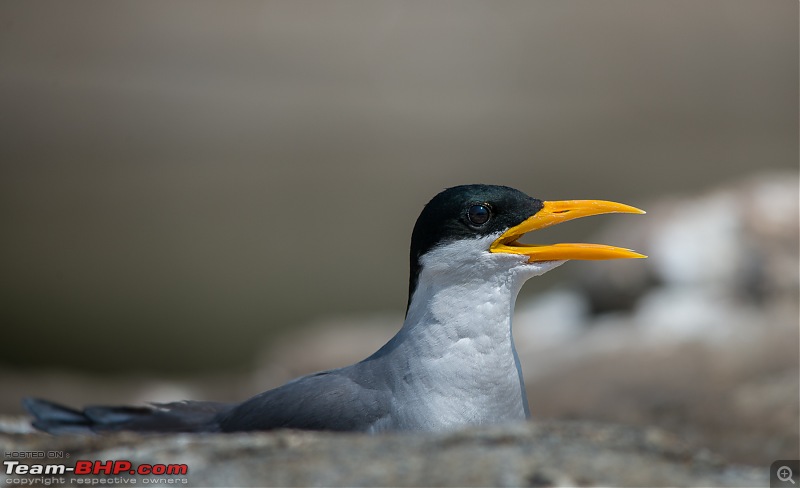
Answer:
xmin=778 ymin=466 xmax=796 ymax=484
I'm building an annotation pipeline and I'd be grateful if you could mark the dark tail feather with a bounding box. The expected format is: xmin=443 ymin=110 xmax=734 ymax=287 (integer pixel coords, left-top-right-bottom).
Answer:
xmin=23 ymin=397 xmax=231 ymax=434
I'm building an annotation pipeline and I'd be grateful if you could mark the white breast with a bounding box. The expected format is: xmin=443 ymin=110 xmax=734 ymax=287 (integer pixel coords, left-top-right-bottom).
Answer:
xmin=375 ymin=236 xmax=565 ymax=431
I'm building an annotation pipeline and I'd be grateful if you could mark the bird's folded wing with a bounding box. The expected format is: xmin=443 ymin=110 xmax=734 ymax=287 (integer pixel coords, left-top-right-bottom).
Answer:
xmin=217 ymin=369 xmax=391 ymax=432
xmin=23 ymin=397 xmax=231 ymax=434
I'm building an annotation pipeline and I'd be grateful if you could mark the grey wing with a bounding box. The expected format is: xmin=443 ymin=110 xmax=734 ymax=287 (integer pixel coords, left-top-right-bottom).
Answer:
xmin=217 ymin=369 xmax=391 ymax=432
xmin=23 ymin=397 xmax=230 ymax=434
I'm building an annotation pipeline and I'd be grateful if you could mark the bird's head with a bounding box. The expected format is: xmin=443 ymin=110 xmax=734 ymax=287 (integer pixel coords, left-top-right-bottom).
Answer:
xmin=407 ymin=184 xmax=645 ymax=310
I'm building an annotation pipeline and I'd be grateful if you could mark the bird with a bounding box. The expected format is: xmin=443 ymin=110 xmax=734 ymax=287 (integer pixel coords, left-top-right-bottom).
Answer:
xmin=24 ymin=184 xmax=645 ymax=434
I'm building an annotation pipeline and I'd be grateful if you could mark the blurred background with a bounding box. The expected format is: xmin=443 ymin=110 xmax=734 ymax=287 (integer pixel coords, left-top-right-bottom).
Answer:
xmin=1 ymin=0 xmax=797 ymax=466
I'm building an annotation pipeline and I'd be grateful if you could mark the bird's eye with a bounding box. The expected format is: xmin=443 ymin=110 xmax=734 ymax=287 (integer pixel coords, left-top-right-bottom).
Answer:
xmin=467 ymin=204 xmax=491 ymax=225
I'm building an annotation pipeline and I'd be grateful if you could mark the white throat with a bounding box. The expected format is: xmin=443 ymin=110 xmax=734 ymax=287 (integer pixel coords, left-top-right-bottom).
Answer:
xmin=379 ymin=236 xmax=565 ymax=431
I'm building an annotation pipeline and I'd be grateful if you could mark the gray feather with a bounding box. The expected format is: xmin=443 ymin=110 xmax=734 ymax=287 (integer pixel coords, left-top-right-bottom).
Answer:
xmin=24 ymin=397 xmax=230 ymax=434
xmin=218 ymin=368 xmax=391 ymax=432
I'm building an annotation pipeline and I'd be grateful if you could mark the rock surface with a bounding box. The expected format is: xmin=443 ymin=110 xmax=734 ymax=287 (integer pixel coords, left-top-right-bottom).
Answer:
xmin=0 ymin=421 xmax=765 ymax=487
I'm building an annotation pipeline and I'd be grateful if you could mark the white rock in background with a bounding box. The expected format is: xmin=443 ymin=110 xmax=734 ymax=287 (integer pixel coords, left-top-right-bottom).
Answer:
xmin=632 ymin=286 xmax=761 ymax=345
xmin=514 ymin=288 xmax=588 ymax=352
xmin=649 ymin=192 xmax=743 ymax=287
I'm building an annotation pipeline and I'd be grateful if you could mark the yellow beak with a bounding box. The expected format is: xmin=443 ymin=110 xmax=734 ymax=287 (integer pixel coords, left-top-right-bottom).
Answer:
xmin=489 ymin=200 xmax=647 ymax=262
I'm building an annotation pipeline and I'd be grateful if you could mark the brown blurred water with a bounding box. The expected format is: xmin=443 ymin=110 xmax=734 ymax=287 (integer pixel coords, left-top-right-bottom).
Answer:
xmin=0 ymin=1 xmax=796 ymax=374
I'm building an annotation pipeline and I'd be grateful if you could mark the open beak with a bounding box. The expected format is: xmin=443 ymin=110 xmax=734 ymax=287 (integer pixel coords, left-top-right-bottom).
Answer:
xmin=489 ymin=200 xmax=647 ymax=262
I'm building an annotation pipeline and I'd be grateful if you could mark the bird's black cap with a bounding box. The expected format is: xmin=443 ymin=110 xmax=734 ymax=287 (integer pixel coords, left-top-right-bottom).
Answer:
xmin=407 ymin=185 xmax=543 ymax=310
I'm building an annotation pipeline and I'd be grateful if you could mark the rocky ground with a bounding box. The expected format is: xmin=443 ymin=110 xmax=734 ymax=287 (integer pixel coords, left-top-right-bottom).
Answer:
xmin=0 ymin=422 xmax=765 ymax=487
xmin=1 ymin=172 xmax=797 ymax=486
